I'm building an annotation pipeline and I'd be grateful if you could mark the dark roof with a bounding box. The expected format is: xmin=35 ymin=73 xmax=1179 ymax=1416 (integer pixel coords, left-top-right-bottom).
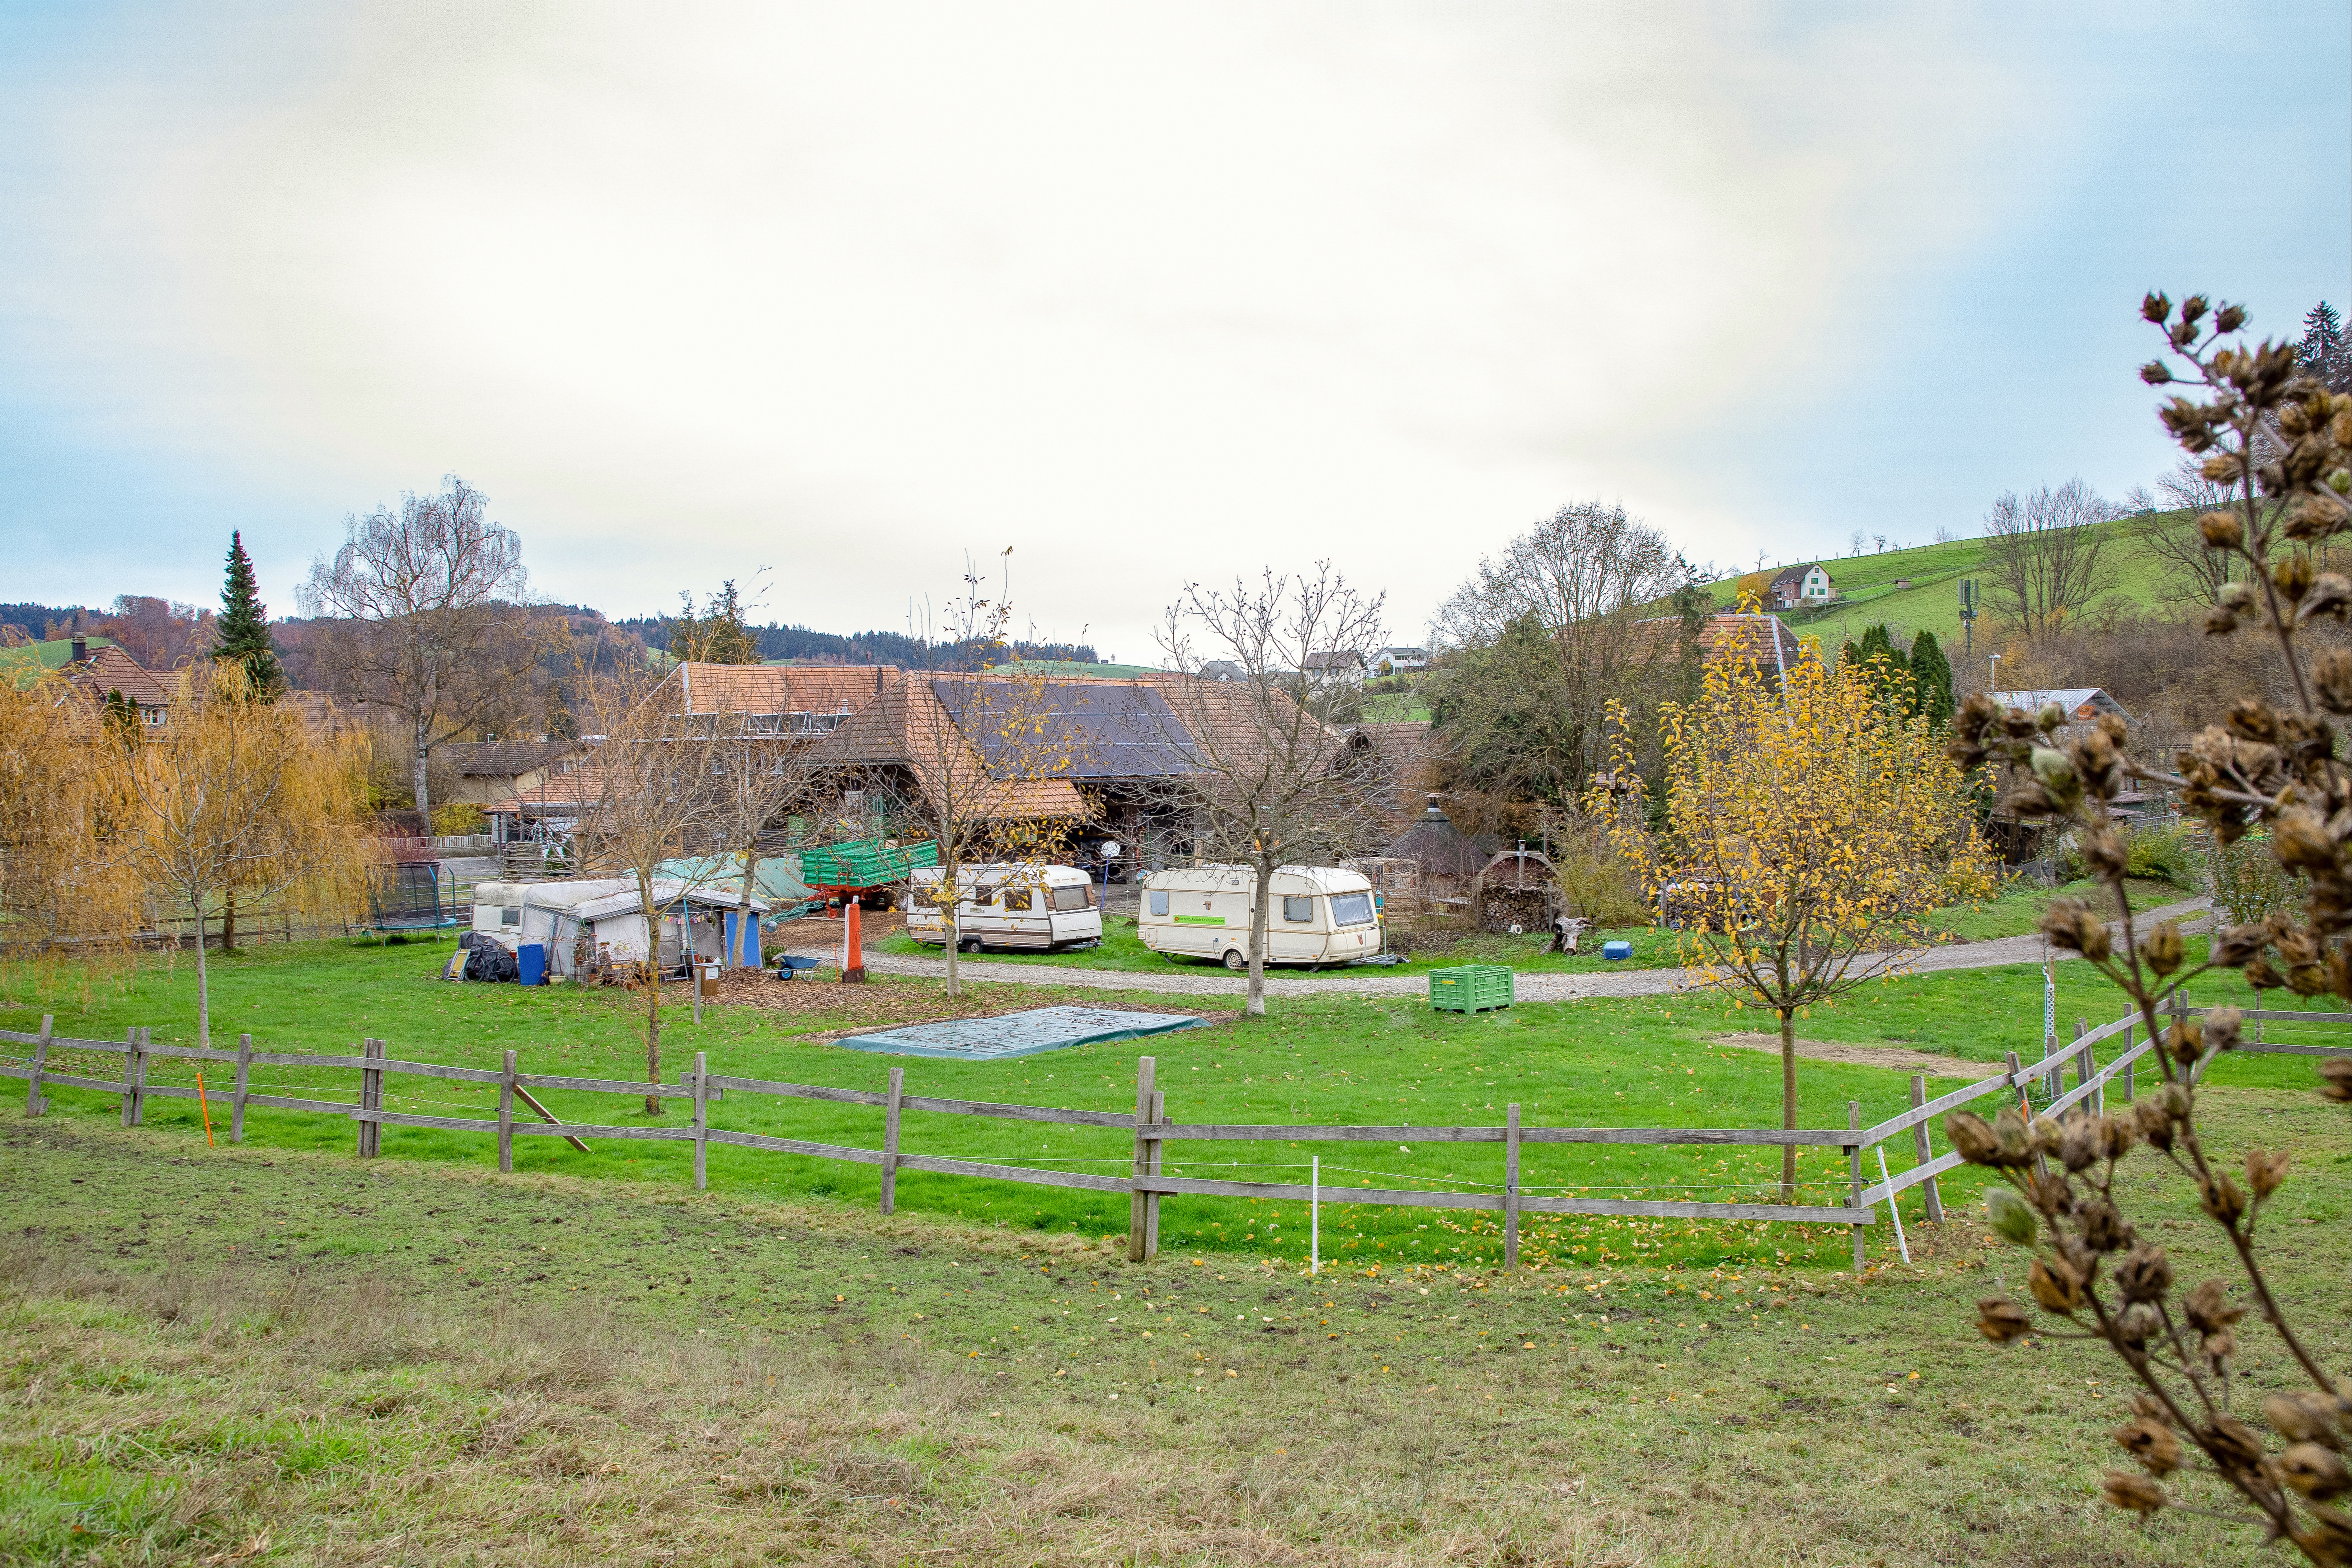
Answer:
xmin=1385 ymin=798 xmax=1488 ymax=877
xmin=1302 ymin=651 xmax=1363 ymax=671
xmin=1768 ymin=564 xmax=1811 ymax=588
xmin=441 ymin=740 xmax=584 ymax=778
xmin=929 ymin=677 xmax=1194 ymax=780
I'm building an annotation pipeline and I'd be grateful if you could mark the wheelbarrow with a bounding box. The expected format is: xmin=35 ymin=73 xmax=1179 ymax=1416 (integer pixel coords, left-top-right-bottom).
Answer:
xmin=772 ymin=955 xmax=825 ymax=981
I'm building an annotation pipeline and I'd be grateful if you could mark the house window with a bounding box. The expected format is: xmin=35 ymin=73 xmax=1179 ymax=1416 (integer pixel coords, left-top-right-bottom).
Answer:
xmin=1051 ymin=884 xmax=1094 ymax=912
xmin=1282 ymin=896 xmax=1314 ymax=923
xmin=1148 ymin=891 xmax=1170 ymax=917
xmin=1329 ymin=892 xmax=1375 ymax=927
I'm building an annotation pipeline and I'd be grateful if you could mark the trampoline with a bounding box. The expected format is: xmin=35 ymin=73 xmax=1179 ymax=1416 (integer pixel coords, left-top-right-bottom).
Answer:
xmin=366 ymin=862 xmax=461 ymax=933
xmin=836 ymin=1005 xmax=1206 ymax=1061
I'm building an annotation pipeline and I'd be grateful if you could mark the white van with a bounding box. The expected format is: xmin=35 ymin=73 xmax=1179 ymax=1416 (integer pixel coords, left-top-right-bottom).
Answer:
xmin=904 ymin=863 xmax=1104 ymax=954
xmin=1138 ymin=864 xmax=1384 ymax=970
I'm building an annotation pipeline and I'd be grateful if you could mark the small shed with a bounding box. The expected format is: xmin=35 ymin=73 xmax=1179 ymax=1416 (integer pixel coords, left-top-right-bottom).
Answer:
xmin=469 ymin=877 xmax=770 ymax=979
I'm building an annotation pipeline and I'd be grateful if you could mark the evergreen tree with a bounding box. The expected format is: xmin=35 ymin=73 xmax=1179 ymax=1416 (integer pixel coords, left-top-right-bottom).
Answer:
xmin=212 ymin=531 xmax=286 ymax=698
xmin=1907 ymin=629 xmax=1955 ymax=730
xmin=2301 ymin=301 xmax=2349 ymax=393
xmin=669 ymin=579 xmax=761 ymax=664
xmin=1850 ymin=623 xmax=1905 ymax=676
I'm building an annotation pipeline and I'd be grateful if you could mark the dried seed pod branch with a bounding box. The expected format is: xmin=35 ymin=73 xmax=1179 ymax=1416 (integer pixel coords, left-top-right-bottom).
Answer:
xmin=1946 ymin=292 xmax=2352 ymax=1564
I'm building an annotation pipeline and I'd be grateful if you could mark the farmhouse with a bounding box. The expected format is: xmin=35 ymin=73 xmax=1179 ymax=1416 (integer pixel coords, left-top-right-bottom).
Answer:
xmin=1765 ymin=563 xmax=1835 ymax=608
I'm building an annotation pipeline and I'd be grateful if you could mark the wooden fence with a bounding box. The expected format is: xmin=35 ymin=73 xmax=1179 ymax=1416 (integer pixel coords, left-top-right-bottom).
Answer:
xmin=8 ymin=1003 xmax=2343 ymax=1273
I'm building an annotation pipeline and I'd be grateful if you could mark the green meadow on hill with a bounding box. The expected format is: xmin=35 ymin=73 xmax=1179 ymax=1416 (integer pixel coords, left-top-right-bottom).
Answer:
xmin=1702 ymin=507 xmax=2201 ymax=651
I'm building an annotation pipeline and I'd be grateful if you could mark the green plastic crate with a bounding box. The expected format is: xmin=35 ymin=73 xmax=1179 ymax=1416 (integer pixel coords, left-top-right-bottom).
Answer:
xmin=1429 ymin=964 xmax=1513 ymax=1012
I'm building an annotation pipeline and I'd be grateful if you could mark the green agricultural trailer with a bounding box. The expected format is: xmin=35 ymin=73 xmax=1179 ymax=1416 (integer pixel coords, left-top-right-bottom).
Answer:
xmin=798 ymin=838 xmax=940 ymax=905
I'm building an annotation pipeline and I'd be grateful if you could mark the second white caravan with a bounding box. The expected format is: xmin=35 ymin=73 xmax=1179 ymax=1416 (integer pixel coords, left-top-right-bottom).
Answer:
xmin=1137 ymin=864 xmax=1384 ymax=970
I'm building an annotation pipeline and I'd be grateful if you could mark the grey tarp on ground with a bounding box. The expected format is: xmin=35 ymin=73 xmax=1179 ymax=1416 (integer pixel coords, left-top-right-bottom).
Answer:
xmin=835 ymin=1005 xmax=1207 ymax=1060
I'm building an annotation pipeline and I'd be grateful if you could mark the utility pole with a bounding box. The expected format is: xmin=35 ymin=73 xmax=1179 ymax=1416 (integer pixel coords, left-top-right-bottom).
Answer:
xmin=1958 ymin=577 xmax=1977 ymax=665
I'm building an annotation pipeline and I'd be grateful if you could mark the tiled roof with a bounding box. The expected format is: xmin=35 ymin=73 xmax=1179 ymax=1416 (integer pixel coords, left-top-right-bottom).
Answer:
xmin=661 ymin=662 xmax=887 ymax=717
xmin=1629 ymin=613 xmax=1802 ymax=671
xmin=67 ymin=645 xmax=174 ymax=707
xmin=1989 ymin=688 xmax=2134 ymax=723
xmin=826 ymin=670 xmax=1088 ymax=822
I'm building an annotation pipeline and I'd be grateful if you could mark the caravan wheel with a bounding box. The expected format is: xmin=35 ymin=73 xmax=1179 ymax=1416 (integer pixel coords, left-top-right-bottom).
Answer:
xmin=1222 ymin=948 xmax=1248 ymax=972
xmin=959 ymin=938 xmax=983 ymax=956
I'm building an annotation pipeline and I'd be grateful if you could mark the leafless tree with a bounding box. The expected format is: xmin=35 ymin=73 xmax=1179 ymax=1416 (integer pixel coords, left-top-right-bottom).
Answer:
xmin=1152 ymin=563 xmax=1388 ymax=1017
xmin=1980 ymin=478 xmax=2125 ymax=640
xmin=571 ymin=670 xmax=734 ymax=1114
xmin=1427 ymin=501 xmax=1702 ymax=808
xmin=877 ymin=558 xmax=1090 ymax=998
xmin=299 ymin=475 xmax=544 ymax=818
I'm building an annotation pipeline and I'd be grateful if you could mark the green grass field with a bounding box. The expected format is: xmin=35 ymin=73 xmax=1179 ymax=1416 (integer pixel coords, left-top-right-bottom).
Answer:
xmin=1703 ymin=508 xmax=2200 ymax=651
xmin=0 ymin=931 xmax=2325 ymax=1284
xmin=4 ymin=1069 xmax=2343 ymax=1565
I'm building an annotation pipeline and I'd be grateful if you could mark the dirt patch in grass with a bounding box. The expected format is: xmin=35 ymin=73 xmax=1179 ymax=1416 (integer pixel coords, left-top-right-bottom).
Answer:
xmin=1710 ymin=1031 xmax=1997 ymax=1081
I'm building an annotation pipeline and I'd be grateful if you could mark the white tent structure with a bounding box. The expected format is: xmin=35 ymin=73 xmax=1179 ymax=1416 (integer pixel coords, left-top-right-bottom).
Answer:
xmin=468 ymin=878 xmax=772 ymax=978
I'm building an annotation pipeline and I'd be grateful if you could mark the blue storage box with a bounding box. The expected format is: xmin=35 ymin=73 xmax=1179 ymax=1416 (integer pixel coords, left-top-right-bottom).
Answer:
xmin=1601 ymin=939 xmax=1632 ymax=962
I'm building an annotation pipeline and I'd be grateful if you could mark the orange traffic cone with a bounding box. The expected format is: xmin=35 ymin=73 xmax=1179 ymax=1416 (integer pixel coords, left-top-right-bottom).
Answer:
xmin=842 ymin=896 xmax=868 ymax=984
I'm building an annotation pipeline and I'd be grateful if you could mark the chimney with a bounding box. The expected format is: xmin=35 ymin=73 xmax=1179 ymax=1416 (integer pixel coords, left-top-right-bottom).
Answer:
xmin=69 ymin=637 xmax=86 ymax=664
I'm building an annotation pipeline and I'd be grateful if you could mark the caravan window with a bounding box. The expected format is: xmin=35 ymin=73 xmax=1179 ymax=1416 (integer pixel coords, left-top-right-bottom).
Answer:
xmin=1052 ymin=884 xmax=1094 ymax=912
xmin=1002 ymin=887 xmax=1034 ymax=912
xmin=1330 ymin=892 xmax=1375 ymax=927
xmin=1148 ymin=891 xmax=1169 ymax=917
xmin=1281 ymin=896 xmax=1314 ymax=923
xmin=499 ymin=906 xmax=521 ymax=927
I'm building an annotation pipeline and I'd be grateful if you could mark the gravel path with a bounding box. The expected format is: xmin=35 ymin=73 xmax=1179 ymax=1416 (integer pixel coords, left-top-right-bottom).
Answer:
xmin=784 ymin=896 xmax=2212 ymax=1004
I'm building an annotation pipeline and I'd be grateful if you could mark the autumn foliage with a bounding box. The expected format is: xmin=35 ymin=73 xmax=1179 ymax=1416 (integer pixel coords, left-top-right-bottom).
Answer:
xmin=1596 ymin=634 xmax=1998 ymax=1195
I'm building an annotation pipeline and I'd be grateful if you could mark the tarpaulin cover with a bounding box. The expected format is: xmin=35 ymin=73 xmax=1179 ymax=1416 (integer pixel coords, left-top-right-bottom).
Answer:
xmin=836 ymin=1005 xmax=1207 ymax=1061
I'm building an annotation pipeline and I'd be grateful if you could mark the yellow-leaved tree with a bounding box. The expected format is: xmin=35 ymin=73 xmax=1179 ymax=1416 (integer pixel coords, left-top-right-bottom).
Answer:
xmin=1595 ymin=636 xmax=1999 ymax=1199
xmin=117 ymin=663 xmax=374 ymax=1048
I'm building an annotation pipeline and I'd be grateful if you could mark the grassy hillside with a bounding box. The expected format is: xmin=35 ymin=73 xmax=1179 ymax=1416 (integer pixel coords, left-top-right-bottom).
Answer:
xmin=1703 ymin=509 xmax=2200 ymax=655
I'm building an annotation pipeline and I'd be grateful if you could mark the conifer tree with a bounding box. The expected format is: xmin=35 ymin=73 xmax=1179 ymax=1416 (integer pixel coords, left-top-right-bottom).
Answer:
xmin=212 ymin=531 xmax=286 ymax=699
xmin=1907 ymin=629 xmax=1955 ymax=729
xmin=2299 ymin=300 xmax=2348 ymax=393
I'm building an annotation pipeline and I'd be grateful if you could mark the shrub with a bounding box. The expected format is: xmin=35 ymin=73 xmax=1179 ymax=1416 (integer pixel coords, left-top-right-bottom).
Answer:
xmin=2205 ymin=830 xmax=2298 ymax=924
xmin=431 ymin=803 xmax=487 ymax=837
xmin=1546 ymin=821 xmax=1653 ymax=928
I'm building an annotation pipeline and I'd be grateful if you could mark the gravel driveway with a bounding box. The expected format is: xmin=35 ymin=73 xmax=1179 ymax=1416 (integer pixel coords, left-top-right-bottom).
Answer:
xmin=783 ymin=896 xmax=2212 ymax=1003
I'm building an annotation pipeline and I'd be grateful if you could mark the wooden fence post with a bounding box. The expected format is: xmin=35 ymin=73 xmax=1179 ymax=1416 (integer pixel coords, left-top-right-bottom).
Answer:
xmin=1908 ymin=1075 xmax=1943 ymax=1222
xmin=231 ymin=1034 xmax=252 ymax=1143
xmin=498 ymin=1050 xmax=516 ymax=1173
xmin=357 ymin=1037 xmax=384 ymax=1157
xmin=134 ymin=1029 xmax=154 ymax=1128
xmin=1847 ymin=1101 xmax=1864 ymax=1276
xmin=24 ymin=1014 xmax=50 ymax=1118
xmin=692 ymin=1051 xmax=709 ymax=1192
xmin=1503 ymin=1103 xmax=1521 ymax=1271
xmin=1127 ymin=1056 xmax=1156 ymax=1264
xmin=2004 ymin=1049 xmax=2025 ymax=1107
xmin=2120 ymin=1022 xmax=2135 ymax=1103
xmin=879 ymin=1066 xmax=904 ymax=1215
xmin=1145 ymin=1089 xmax=1165 ymax=1259
xmin=119 ymin=1027 xmax=140 ymax=1127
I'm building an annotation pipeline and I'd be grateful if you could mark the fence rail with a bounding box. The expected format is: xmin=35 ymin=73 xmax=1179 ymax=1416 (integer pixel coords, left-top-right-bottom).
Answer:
xmin=8 ymin=1000 xmax=2342 ymax=1271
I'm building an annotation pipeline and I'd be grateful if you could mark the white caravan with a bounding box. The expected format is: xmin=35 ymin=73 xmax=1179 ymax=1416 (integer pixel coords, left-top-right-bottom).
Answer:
xmin=904 ymin=863 xmax=1104 ymax=953
xmin=1137 ymin=864 xmax=1384 ymax=970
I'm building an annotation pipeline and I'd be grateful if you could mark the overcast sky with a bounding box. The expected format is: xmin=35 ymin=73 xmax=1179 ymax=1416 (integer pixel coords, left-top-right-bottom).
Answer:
xmin=3 ymin=2 xmax=2346 ymax=660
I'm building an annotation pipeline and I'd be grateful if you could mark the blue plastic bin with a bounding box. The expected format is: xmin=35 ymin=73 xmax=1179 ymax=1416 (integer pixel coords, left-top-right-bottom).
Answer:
xmin=517 ymin=942 xmax=546 ymax=986
xmin=1601 ymin=939 xmax=1632 ymax=962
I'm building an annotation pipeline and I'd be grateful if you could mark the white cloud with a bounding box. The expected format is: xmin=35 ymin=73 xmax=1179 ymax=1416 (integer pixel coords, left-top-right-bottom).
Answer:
xmin=3 ymin=3 xmax=2097 ymax=651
